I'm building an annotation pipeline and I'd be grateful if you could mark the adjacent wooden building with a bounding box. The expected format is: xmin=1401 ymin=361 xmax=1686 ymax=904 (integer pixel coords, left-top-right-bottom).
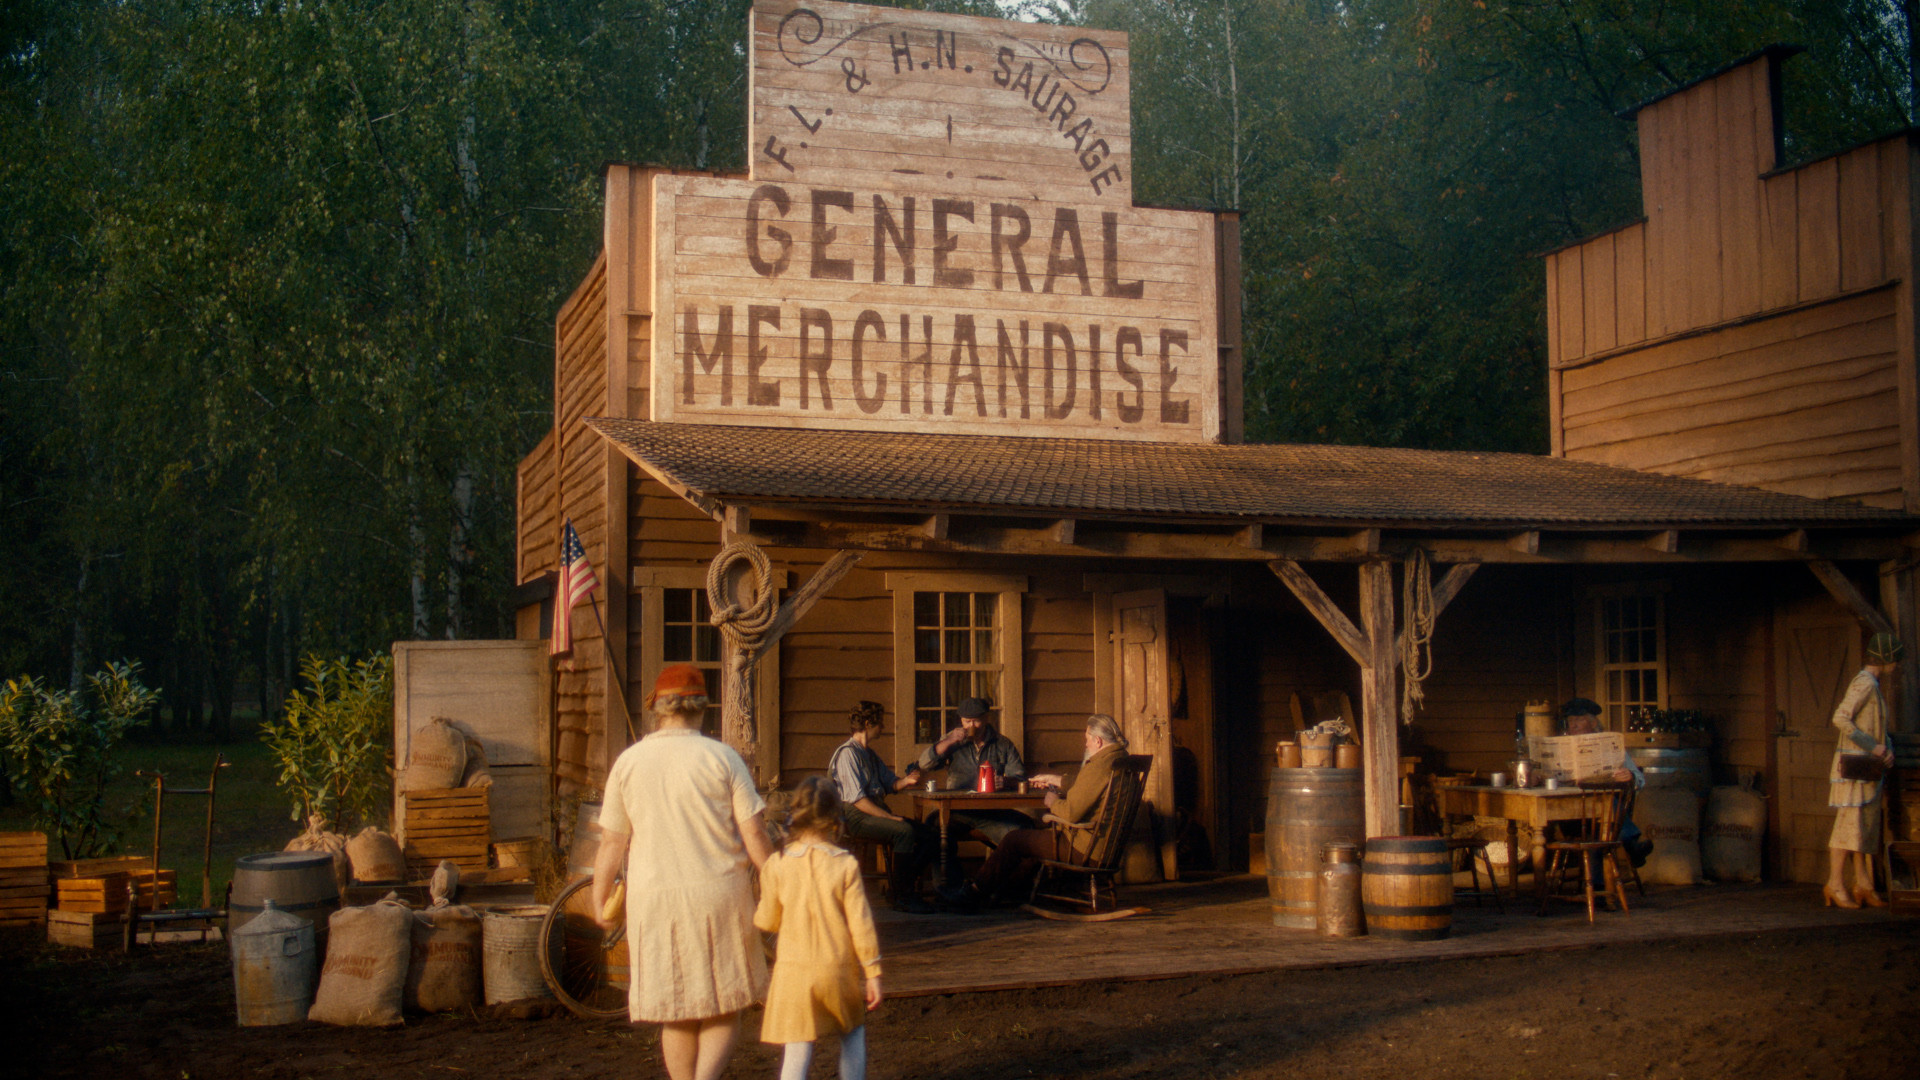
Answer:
xmin=492 ymin=7 xmax=1920 ymax=887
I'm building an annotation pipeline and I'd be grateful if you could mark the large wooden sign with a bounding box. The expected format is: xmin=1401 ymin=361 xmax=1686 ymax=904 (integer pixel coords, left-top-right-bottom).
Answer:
xmin=649 ymin=0 xmax=1224 ymax=443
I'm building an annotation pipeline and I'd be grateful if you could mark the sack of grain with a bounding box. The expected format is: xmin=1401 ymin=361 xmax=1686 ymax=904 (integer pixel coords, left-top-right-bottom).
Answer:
xmin=1636 ymin=787 xmax=1703 ymax=885
xmin=285 ymin=813 xmax=350 ymax=891
xmin=309 ymin=895 xmax=413 ymax=1026
xmin=402 ymin=717 xmax=467 ymax=792
xmin=406 ymin=902 xmax=483 ymax=1013
xmin=1702 ymin=784 xmax=1766 ymax=883
xmin=460 ymin=733 xmax=493 ymax=789
xmin=347 ymin=827 xmax=406 ymax=885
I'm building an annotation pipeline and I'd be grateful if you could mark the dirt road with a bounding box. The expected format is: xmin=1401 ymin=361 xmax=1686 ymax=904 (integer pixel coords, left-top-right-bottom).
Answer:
xmin=5 ymin=921 xmax=1914 ymax=1080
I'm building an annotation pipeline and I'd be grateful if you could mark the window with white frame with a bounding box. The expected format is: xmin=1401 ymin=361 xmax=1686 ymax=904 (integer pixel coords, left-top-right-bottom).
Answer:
xmin=1596 ymin=588 xmax=1666 ymax=728
xmin=888 ymin=573 xmax=1026 ymax=766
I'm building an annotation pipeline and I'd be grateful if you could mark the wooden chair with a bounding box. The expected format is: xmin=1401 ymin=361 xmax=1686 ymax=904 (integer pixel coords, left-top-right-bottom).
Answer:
xmin=1029 ymin=754 xmax=1152 ymax=912
xmin=1538 ymin=781 xmax=1634 ymax=923
xmin=1446 ymin=834 xmax=1504 ymax=912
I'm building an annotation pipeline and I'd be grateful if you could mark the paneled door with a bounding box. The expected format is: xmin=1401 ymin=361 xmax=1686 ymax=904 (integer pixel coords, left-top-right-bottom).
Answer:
xmin=1114 ymin=588 xmax=1174 ymax=881
xmin=1774 ymin=616 xmax=1858 ymax=883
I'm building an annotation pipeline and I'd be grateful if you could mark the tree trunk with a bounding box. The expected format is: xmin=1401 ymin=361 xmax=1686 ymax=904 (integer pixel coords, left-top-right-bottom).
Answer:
xmin=446 ymin=466 xmax=473 ymax=639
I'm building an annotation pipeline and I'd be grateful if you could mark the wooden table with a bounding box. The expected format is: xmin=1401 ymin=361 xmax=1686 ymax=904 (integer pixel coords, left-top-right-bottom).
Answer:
xmin=908 ymin=790 xmax=1048 ymax=881
xmin=1435 ymin=784 xmax=1595 ymax=901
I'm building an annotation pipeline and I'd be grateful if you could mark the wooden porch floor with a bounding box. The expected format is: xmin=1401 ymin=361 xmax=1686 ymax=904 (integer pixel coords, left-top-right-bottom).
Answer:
xmin=873 ymin=876 xmax=1910 ymax=998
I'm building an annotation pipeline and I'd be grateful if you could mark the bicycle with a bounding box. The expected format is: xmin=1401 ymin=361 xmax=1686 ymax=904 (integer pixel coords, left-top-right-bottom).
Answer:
xmin=539 ymin=872 xmax=630 ymax=1021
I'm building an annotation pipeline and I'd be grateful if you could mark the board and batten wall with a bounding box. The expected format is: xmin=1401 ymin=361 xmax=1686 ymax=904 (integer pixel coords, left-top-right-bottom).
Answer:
xmin=1544 ymin=49 xmax=1917 ymax=512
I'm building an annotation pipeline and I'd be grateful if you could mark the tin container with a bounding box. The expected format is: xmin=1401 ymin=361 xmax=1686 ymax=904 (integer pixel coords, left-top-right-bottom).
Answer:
xmin=1315 ymin=842 xmax=1365 ymax=938
xmin=1488 ymin=772 xmax=1510 ymax=788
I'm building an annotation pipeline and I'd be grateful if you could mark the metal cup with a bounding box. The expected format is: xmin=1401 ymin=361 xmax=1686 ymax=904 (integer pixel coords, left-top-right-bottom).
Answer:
xmin=924 ymin=779 xmax=937 ymax=792
xmin=1545 ymin=777 xmax=1564 ymax=790
xmin=1488 ymin=772 xmax=1510 ymax=788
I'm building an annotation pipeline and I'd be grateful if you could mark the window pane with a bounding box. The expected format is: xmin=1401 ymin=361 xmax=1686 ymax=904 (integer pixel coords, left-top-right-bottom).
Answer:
xmin=1642 ymin=670 xmax=1657 ymax=702
xmin=914 ymin=629 xmax=940 ymax=665
xmin=974 ymin=593 xmax=996 ymax=627
xmin=944 ymin=591 xmax=969 ymax=629
xmin=975 ymin=629 xmax=995 ymax=662
xmin=664 ymin=589 xmax=692 ymax=623
xmin=1640 ymin=628 xmax=1657 ymax=662
xmin=695 ymin=591 xmax=712 ymax=622
xmin=696 ymin=624 xmax=720 ymax=663
xmin=1603 ymin=600 xmax=1619 ymax=633
xmin=663 ymin=624 xmax=692 ymax=662
xmin=944 ymin=669 xmax=969 ymax=707
xmin=1607 ymin=670 xmax=1622 ymax=701
xmin=971 ymin=671 xmax=997 ymax=703
xmin=945 ymin=629 xmax=971 ymax=663
xmin=914 ymin=592 xmax=939 ymax=628
xmin=915 ymin=670 xmax=941 ymax=711
xmin=916 ymin=710 xmax=941 ymax=744
xmin=1605 ymin=631 xmax=1621 ymax=665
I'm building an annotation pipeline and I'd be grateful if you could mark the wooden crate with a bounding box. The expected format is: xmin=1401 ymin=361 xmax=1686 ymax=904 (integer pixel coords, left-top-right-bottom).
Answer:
xmin=1622 ymin=731 xmax=1711 ymax=749
xmin=47 ymin=909 xmax=124 ymax=948
xmin=55 ymin=870 xmax=177 ymax=914
xmin=49 ymin=855 xmax=153 ymax=878
xmin=0 ymin=831 xmax=49 ymax=871
xmin=403 ymin=787 xmax=489 ymax=880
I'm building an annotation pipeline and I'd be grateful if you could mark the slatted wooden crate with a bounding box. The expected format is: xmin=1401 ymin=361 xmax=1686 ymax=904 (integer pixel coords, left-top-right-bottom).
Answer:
xmin=403 ymin=787 xmax=490 ymax=880
xmin=47 ymin=909 xmax=221 ymax=949
xmin=49 ymin=855 xmax=153 ymax=878
xmin=55 ymin=870 xmax=176 ymax=914
xmin=0 ymin=832 xmax=50 ymax=927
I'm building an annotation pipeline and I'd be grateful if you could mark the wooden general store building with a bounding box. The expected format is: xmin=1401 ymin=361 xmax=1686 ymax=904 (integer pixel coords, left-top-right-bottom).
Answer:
xmin=495 ymin=6 xmax=1917 ymax=886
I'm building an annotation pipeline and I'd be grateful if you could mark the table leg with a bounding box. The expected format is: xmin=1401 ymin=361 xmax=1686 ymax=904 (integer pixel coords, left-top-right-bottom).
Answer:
xmin=1506 ymin=819 xmax=1520 ymax=899
xmin=1532 ymin=832 xmax=1550 ymax=906
xmin=938 ymin=805 xmax=951 ymax=885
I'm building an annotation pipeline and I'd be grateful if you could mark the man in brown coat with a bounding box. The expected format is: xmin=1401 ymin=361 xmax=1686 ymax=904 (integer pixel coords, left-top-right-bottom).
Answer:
xmin=940 ymin=714 xmax=1129 ymax=908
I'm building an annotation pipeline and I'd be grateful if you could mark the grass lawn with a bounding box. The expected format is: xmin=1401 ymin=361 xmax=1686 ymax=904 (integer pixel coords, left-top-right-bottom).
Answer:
xmin=0 ymin=731 xmax=384 ymax=909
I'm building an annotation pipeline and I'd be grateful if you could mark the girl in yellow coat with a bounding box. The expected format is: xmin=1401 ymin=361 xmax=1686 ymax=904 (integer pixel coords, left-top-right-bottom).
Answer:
xmin=756 ymin=777 xmax=883 ymax=1080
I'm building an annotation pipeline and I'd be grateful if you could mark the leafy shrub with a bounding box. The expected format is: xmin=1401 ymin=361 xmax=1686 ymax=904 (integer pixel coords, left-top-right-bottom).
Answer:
xmin=0 ymin=661 xmax=160 ymax=858
xmin=260 ymin=655 xmax=393 ymax=835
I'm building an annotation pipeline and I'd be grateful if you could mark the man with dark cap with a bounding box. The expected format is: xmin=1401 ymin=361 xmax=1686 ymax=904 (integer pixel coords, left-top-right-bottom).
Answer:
xmin=916 ymin=697 xmax=1030 ymax=884
xmin=1559 ymin=697 xmax=1651 ymax=867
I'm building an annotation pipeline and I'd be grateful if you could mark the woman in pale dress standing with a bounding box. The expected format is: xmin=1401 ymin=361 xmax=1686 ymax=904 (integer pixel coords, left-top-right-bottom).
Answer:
xmin=594 ymin=665 xmax=775 ymax=1080
xmin=1824 ymin=633 xmax=1900 ymax=908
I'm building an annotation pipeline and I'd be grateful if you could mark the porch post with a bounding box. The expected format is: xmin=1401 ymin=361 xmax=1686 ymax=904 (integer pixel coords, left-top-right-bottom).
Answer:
xmin=1358 ymin=561 xmax=1399 ymax=837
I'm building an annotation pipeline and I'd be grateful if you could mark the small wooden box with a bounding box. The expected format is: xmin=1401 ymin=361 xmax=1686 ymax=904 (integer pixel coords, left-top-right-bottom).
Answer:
xmin=49 ymin=855 xmax=153 ymax=878
xmin=404 ymin=787 xmax=490 ymax=881
xmin=47 ymin=909 xmax=123 ymax=947
xmin=56 ymin=870 xmax=176 ymax=914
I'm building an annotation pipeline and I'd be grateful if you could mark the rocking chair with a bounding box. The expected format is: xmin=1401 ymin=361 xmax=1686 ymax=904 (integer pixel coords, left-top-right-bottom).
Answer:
xmin=1028 ymin=754 xmax=1152 ymax=913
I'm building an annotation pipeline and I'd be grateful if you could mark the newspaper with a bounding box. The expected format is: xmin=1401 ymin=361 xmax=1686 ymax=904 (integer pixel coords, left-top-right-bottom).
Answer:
xmin=1527 ymin=732 xmax=1627 ymax=782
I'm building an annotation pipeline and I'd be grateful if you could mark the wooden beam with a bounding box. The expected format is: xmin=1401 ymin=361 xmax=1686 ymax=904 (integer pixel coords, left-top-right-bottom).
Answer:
xmin=723 ymin=504 xmax=753 ymax=540
xmin=1051 ymin=518 xmax=1077 ymax=546
xmin=1808 ymin=560 xmax=1896 ymax=634
xmin=1881 ymin=560 xmax=1919 ymax=734
xmin=922 ymin=514 xmax=950 ymax=541
xmin=1776 ymin=529 xmax=1809 ymax=552
xmin=1507 ymin=531 xmax=1540 ymax=555
xmin=1358 ymin=562 xmax=1399 ymax=839
xmin=749 ymin=549 xmax=868 ymax=662
xmin=1237 ymin=524 xmax=1264 ymax=549
xmin=1645 ymin=530 xmax=1679 ymax=554
xmin=1350 ymin=528 xmax=1382 ymax=554
xmin=1268 ymin=561 xmax=1369 ymax=666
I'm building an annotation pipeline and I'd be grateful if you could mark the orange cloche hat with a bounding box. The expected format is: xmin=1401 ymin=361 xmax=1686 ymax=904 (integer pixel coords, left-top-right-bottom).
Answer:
xmin=647 ymin=664 xmax=708 ymax=707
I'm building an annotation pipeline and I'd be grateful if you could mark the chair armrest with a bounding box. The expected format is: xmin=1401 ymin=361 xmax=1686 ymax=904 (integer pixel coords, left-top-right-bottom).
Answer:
xmin=1043 ymin=814 xmax=1093 ymax=830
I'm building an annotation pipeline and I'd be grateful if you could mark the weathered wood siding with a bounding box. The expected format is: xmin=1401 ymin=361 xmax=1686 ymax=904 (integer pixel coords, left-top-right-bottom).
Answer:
xmin=516 ymin=428 xmax=557 ymax=585
xmin=551 ymin=253 xmax=612 ymax=792
xmin=1544 ymin=51 xmax=1915 ymax=511
xmin=1414 ymin=567 xmax=1567 ymax=778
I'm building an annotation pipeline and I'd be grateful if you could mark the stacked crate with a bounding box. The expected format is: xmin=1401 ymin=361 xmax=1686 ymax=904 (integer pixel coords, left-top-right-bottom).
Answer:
xmin=54 ymin=869 xmax=176 ymax=913
xmin=0 ymin=832 xmax=50 ymax=927
xmin=402 ymin=786 xmax=491 ymax=880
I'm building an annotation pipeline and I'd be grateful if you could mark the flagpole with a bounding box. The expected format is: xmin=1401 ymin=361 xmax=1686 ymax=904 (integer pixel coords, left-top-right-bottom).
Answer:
xmin=589 ymin=592 xmax=639 ymax=744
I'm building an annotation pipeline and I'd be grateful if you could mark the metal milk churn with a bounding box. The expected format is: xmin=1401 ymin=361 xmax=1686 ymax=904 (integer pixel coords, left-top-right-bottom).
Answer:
xmin=1316 ymin=841 xmax=1365 ymax=938
xmin=231 ymin=898 xmax=317 ymax=1026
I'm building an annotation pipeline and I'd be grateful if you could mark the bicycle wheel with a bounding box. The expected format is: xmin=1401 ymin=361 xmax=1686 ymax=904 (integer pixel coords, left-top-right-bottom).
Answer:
xmin=539 ymin=874 xmax=630 ymax=1021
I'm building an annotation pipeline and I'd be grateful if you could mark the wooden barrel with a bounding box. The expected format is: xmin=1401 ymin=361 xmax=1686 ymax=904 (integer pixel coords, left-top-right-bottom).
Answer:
xmin=230 ymin=851 xmax=340 ymax=937
xmin=1361 ymin=836 xmax=1452 ymax=941
xmin=1265 ymin=767 xmax=1365 ymax=929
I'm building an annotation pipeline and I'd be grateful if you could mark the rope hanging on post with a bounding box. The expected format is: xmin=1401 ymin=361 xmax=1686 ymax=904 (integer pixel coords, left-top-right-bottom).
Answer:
xmin=1400 ymin=547 xmax=1436 ymax=724
xmin=707 ymin=542 xmax=777 ymax=765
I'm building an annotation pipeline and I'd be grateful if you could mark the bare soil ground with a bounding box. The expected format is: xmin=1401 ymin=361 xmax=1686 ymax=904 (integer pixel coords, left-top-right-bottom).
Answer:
xmin=5 ymin=920 xmax=1915 ymax=1080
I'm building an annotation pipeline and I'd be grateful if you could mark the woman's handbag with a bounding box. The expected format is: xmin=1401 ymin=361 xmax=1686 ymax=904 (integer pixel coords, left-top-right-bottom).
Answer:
xmin=1838 ymin=752 xmax=1887 ymax=783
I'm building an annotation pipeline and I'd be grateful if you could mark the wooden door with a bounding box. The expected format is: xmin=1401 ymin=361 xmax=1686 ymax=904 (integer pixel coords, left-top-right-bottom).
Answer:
xmin=1114 ymin=588 xmax=1175 ymax=880
xmin=1774 ymin=617 xmax=1857 ymax=883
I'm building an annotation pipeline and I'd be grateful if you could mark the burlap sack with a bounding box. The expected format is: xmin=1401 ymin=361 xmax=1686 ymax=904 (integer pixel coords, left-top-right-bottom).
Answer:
xmin=402 ymin=717 xmax=467 ymax=792
xmin=405 ymin=902 xmax=483 ymax=1013
xmin=1637 ymin=787 xmax=1704 ymax=885
xmin=347 ymin=826 xmax=406 ymax=884
xmin=1702 ymin=784 xmax=1766 ymax=883
xmin=285 ymin=813 xmax=351 ymax=891
xmin=460 ymin=733 xmax=493 ymax=789
xmin=309 ymin=895 xmax=413 ymax=1026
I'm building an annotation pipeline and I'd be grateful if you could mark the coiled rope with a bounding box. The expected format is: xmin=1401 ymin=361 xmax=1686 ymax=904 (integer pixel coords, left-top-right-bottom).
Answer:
xmin=707 ymin=541 xmax=778 ymax=654
xmin=1399 ymin=547 xmax=1436 ymax=724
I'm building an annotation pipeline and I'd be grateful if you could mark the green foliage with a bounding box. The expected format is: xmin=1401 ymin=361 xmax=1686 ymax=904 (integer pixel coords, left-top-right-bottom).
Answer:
xmin=0 ymin=661 xmax=159 ymax=859
xmin=259 ymin=654 xmax=393 ymax=835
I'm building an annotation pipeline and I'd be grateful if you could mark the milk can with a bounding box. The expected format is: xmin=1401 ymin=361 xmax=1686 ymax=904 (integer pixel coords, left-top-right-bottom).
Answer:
xmin=1315 ymin=842 xmax=1365 ymax=938
xmin=231 ymin=899 xmax=317 ymax=1026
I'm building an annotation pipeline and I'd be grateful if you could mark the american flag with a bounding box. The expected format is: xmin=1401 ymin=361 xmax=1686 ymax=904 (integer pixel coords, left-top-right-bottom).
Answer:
xmin=552 ymin=519 xmax=599 ymax=657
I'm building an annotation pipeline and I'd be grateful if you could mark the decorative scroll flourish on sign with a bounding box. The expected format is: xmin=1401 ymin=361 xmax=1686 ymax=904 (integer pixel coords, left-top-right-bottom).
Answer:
xmin=776 ymin=6 xmax=1112 ymax=96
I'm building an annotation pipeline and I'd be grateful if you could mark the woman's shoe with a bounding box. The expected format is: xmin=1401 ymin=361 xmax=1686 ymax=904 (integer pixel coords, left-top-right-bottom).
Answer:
xmin=1824 ymin=884 xmax=1861 ymax=909
xmin=1853 ymin=886 xmax=1888 ymax=908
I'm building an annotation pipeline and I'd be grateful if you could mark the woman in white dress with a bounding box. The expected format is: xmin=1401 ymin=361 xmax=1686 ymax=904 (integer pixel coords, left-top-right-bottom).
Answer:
xmin=1824 ymin=633 xmax=1900 ymax=908
xmin=593 ymin=665 xmax=774 ymax=1080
